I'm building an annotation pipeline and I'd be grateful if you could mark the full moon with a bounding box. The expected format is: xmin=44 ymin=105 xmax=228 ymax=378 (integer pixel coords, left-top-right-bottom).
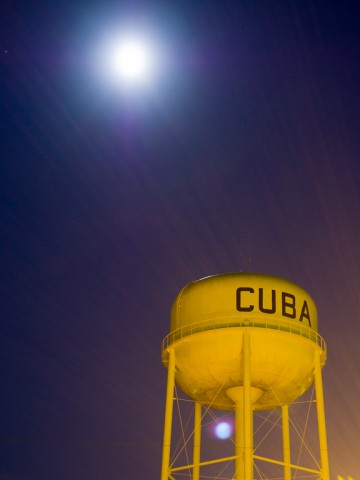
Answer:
xmin=104 ymin=36 xmax=154 ymax=84
xmin=110 ymin=40 xmax=149 ymax=80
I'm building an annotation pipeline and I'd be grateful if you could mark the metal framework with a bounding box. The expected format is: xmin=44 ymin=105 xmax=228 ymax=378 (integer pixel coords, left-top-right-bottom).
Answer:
xmin=160 ymin=327 xmax=329 ymax=480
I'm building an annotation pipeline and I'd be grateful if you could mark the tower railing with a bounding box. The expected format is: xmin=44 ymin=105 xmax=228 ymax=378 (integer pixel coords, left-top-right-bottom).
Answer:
xmin=162 ymin=316 xmax=326 ymax=355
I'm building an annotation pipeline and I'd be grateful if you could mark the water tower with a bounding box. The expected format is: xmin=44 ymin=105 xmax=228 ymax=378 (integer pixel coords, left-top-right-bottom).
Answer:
xmin=160 ymin=273 xmax=329 ymax=480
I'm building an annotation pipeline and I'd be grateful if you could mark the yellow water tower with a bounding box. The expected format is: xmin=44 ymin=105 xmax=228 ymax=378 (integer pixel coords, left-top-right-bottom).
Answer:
xmin=160 ymin=273 xmax=329 ymax=480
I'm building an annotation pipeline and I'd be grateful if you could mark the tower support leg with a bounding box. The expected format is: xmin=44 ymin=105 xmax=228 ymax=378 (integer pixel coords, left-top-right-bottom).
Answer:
xmin=243 ymin=330 xmax=253 ymax=480
xmin=314 ymin=350 xmax=330 ymax=480
xmin=282 ymin=404 xmax=291 ymax=480
xmin=227 ymin=331 xmax=262 ymax=480
xmin=233 ymin=390 xmax=245 ymax=480
xmin=161 ymin=349 xmax=176 ymax=480
xmin=193 ymin=402 xmax=202 ymax=480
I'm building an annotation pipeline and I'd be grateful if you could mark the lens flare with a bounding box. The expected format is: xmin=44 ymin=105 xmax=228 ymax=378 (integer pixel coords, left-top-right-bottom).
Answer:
xmin=214 ymin=421 xmax=232 ymax=440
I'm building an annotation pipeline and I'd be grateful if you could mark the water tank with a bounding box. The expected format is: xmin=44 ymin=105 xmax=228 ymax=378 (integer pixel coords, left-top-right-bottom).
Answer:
xmin=162 ymin=273 xmax=326 ymax=411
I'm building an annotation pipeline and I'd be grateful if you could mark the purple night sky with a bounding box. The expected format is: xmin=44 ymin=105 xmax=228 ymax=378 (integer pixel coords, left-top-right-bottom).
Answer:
xmin=1 ymin=0 xmax=359 ymax=478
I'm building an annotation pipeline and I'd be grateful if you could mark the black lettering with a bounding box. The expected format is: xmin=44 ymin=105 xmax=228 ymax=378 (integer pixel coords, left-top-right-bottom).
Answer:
xmin=236 ymin=287 xmax=254 ymax=312
xmin=299 ymin=301 xmax=311 ymax=326
xmin=282 ymin=292 xmax=296 ymax=319
xmin=259 ymin=288 xmax=276 ymax=314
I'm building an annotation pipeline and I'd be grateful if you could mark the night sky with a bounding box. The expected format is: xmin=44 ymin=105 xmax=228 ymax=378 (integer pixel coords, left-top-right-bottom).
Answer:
xmin=1 ymin=1 xmax=359 ymax=479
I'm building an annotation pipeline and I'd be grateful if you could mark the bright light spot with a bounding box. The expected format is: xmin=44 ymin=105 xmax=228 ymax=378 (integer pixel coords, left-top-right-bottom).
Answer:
xmin=215 ymin=422 xmax=232 ymax=440
xmin=96 ymin=31 xmax=161 ymax=89
xmin=92 ymin=24 xmax=170 ymax=94
xmin=108 ymin=39 xmax=150 ymax=81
